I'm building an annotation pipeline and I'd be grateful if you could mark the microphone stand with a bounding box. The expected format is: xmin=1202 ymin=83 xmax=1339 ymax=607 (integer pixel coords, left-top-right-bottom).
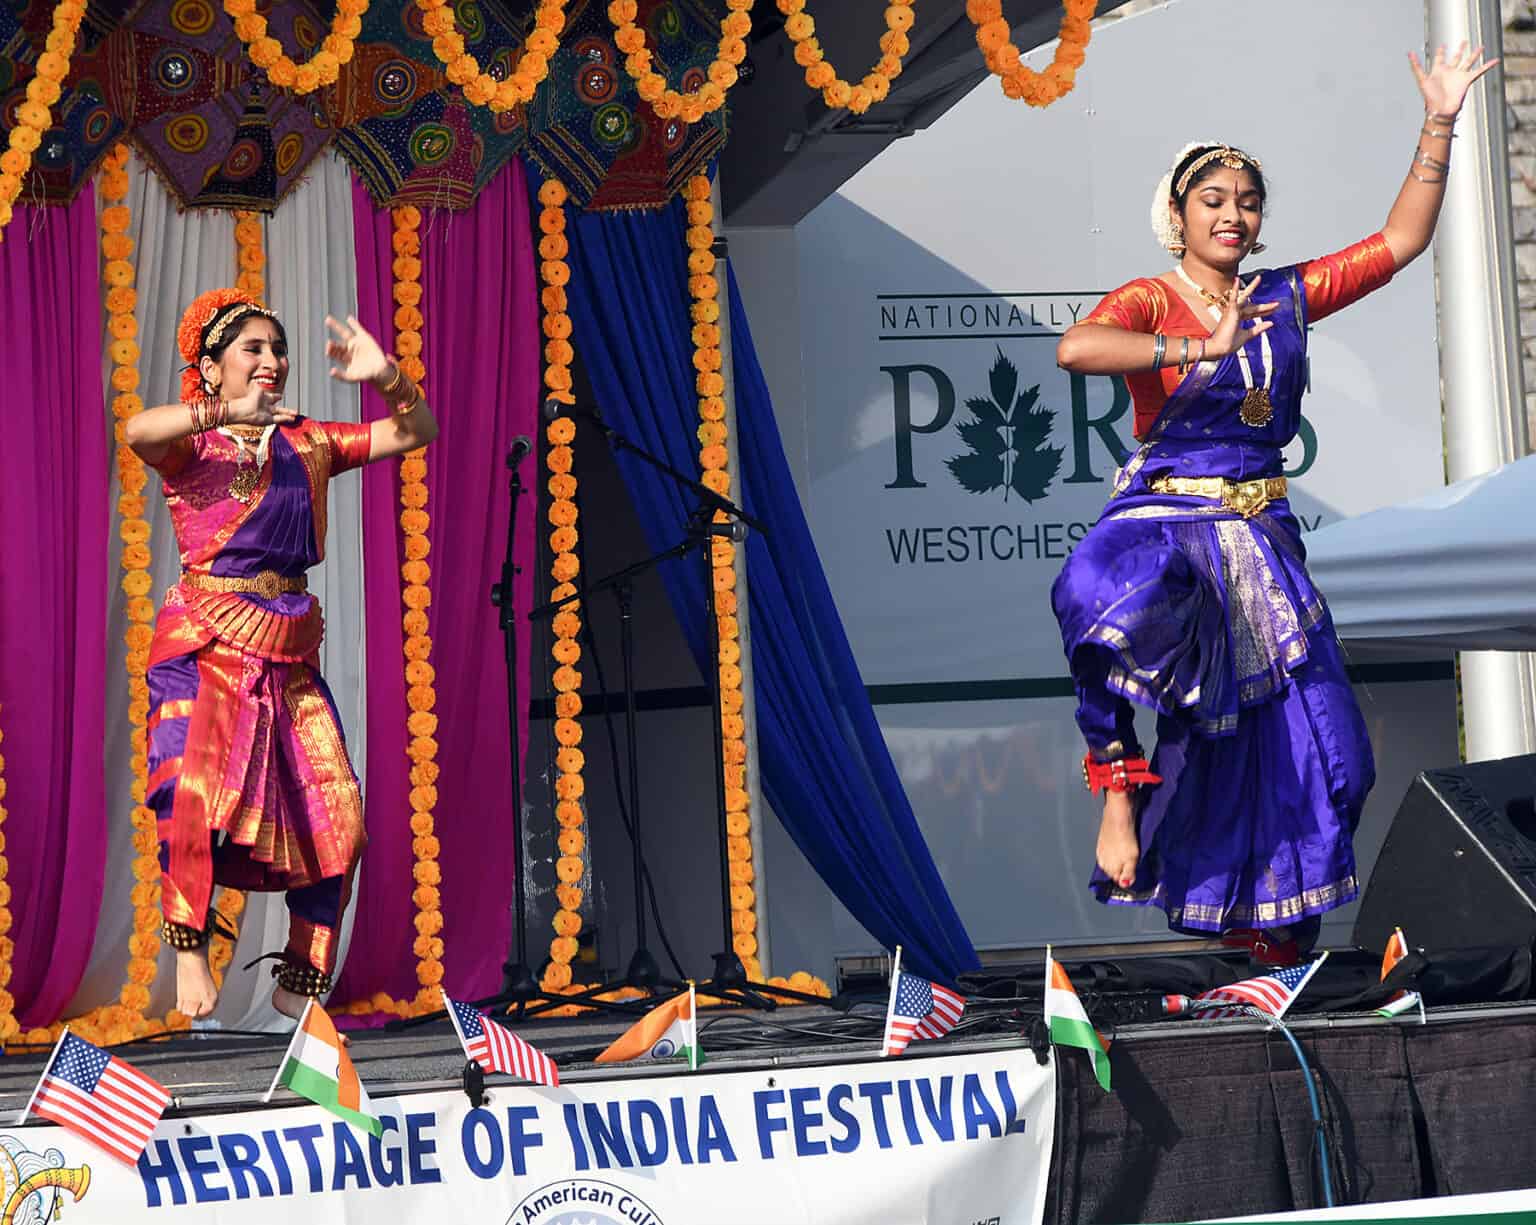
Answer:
xmin=535 ymin=402 xmax=829 ymax=1011
xmin=390 ymin=438 xmax=618 ymax=1030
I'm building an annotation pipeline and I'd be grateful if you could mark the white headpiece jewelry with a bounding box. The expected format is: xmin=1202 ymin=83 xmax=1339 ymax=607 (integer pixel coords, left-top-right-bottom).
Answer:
xmin=1150 ymin=141 xmax=1263 ymax=252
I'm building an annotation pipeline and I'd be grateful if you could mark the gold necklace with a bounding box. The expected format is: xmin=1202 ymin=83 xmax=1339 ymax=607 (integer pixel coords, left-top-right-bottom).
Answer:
xmin=224 ymin=424 xmax=271 ymax=504
xmin=1174 ymin=263 xmax=1232 ymax=312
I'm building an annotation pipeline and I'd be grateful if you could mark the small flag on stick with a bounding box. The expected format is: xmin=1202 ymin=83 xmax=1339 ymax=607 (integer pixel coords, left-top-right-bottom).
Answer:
xmin=1375 ymin=927 xmax=1426 ymax=1022
xmin=596 ymin=985 xmax=702 ymax=1070
xmin=264 ymin=1000 xmax=383 ymax=1136
xmin=444 ymin=994 xmax=559 ymax=1087
xmin=18 ymin=1030 xmax=171 ymax=1165
xmin=1186 ymin=953 xmax=1330 ymax=1020
xmin=1044 ymin=947 xmax=1111 ymax=1092
xmin=881 ymin=947 xmax=966 ymax=1057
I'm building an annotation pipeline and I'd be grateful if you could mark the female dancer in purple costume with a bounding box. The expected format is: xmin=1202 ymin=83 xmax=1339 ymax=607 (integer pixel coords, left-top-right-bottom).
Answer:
xmin=126 ymin=291 xmax=438 ymax=1020
xmin=1051 ymin=46 xmax=1495 ymax=962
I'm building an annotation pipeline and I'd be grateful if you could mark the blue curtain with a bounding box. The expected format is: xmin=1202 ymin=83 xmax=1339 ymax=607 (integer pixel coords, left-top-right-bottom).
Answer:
xmin=556 ymin=189 xmax=979 ymax=984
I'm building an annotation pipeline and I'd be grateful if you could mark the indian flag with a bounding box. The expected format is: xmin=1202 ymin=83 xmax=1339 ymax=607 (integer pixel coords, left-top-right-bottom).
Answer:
xmin=263 ymin=1000 xmax=383 ymax=1136
xmin=596 ymin=985 xmax=702 ymax=1070
xmin=1376 ymin=927 xmax=1425 ymax=1021
xmin=1045 ymin=947 xmax=1111 ymax=1092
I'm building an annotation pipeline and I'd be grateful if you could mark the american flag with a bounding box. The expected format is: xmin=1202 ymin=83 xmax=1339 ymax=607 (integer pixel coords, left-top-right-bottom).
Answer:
xmin=26 ymin=1032 xmax=171 ymax=1165
xmin=445 ymin=996 xmax=559 ymax=1088
xmin=1188 ymin=958 xmax=1326 ymax=1020
xmin=885 ymin=972 xmax=966 ymax=1056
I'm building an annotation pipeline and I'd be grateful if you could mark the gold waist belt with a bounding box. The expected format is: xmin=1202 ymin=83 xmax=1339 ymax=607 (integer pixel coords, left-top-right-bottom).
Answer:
xmin=1149 ymin=475 xmax=1287 ymax=519
xmin=181 ymin=570 xmax=308 ymax=599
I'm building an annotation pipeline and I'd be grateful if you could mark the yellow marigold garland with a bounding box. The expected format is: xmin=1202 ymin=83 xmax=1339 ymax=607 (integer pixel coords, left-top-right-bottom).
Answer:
xmin=416 ymin=0 xmax=567 ymax=111
xmin=0 ymin=713 xmax=14 ymax=1043
xmin=776 ymin=0 xmax=913 ymax=114
xmin=608 ymin=0 xmax=752 ymax=124
xmin=341 ymin=205 xmax=443 ymax=1019
xmin=222 ymin=0 xmax=367 ymax=94
xmin=0 ymin=0 xmax=87 ymax=240
xmin=536 ymin=178 xmax=590 ymax=995
xmin=966 ymin=0 xmax=1095 ymax=106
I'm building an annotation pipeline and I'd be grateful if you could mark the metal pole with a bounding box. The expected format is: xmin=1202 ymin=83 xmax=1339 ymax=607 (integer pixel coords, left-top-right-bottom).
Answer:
xmin=710 ymin=173 xmax=772 ymax=972
xmin=1428 ymin=0 xmax=1536 ymax=760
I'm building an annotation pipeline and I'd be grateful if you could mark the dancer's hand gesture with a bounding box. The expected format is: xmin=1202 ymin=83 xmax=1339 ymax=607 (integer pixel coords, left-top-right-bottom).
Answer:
xmin=1411 ymin=42 xmax=1498 ymax=119
xmin=325 ymin=315 xmax=391 ymax=386
xmin=1207 ymin=276 xmax=1277 ymax=359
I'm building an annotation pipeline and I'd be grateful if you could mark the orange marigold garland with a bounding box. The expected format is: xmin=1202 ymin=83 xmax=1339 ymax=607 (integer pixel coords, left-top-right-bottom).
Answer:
xmin=222 ymin=0 xmax=367 ymax=94
xmin=99 ymin=143 xmax=166 ymax=1024
xmin=537 ymin=178 xmax=589 ymax=995
xmin=0 ymin=0 xmax=87 ymax=240
xmin=684 ymin=176 xmax=829 ymax=1000
xmin=608 ymin=0 xmax=752 ymax=124
xmin=232 ymin=210 xmax=265 ymax=302
xmin=777 ymin=0 xmax=913 ymax=115
xmin=966 ymin=0 xmax=1095 ymax=106
xmin=416 ymin=0 xmax=567 ymax=111
xmin=340 ymin=206 xmax=442 ymax=1019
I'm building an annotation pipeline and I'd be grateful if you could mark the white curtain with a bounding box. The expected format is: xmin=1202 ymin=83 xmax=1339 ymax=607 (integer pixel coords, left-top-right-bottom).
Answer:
xmin=69 ymin=150 xmax=368 ymax=1032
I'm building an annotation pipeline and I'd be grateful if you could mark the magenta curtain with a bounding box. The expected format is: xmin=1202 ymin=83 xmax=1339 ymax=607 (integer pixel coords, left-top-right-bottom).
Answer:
xmin=0 ymin=198 xmax=110 ymax=1027
xmin=335 ymin=164 xmax=541 ymax=1010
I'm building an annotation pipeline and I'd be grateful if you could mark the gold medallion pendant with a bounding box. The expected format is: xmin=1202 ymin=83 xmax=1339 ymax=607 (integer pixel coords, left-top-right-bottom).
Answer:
xmin=227 ymin=463 xmax=261 ymax=504
xmin=1239 ymin=387 xmax=1274 ymax=428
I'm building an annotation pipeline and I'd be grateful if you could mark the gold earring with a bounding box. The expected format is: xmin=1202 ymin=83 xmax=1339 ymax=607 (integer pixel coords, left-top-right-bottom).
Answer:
xmin=1168 ymin=221 xmax=1186 ymax=256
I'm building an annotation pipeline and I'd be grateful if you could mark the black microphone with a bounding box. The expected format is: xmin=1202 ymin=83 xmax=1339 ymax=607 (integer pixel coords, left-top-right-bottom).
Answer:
xmin=507 ymin=435 xmax=532 ymax=465
xmin=542 ymin=398 xmax=604 ymax=423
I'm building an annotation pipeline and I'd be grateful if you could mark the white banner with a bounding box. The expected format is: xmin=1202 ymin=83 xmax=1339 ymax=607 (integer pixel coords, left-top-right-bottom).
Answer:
xmin=1 ymin=1047 xmax=1054 ymax=1225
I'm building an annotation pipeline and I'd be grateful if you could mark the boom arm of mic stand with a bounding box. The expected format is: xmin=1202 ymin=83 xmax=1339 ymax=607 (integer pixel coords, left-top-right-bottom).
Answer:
xmin=595 ymin=420 xmax=768 ymax=538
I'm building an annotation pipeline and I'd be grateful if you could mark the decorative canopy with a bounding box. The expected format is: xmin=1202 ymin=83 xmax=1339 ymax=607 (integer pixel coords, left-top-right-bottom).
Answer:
xmin=524 ymin=0 xmax=725 ymax=211
xmin=5 ymin=0 xmax=733 ymax=212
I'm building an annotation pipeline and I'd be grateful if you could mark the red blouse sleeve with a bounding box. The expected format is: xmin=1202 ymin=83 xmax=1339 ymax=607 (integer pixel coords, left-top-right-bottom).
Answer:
xmin=145 ymin=431 xmax=202 ymax=478
xmin=1081 ymin=278 xmax=1171 ymax=333
xmin=1298 ymin=232 xmax=1396 ymax=324
xmin=319 ymin=420 xmax=374 ymax=475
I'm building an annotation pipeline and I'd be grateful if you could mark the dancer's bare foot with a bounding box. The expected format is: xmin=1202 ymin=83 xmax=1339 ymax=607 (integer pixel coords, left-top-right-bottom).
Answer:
xmin=176 ymin=949 xmax=219 ymax=1019
xmin=1096 ymin=790 xmax=1140 ymax=889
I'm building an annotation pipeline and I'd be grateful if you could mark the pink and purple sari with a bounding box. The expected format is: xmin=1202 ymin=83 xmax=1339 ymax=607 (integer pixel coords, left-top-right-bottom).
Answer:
xmin=145 ymin=418 xmax=372 ymax=973
xmin=1051 ymin=267 xmax=1373 ymax=934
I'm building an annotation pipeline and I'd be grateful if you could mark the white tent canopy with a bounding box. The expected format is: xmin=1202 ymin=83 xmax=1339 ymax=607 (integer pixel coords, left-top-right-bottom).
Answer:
xmin=1305 ymin=453 xmax=1536 ymax=651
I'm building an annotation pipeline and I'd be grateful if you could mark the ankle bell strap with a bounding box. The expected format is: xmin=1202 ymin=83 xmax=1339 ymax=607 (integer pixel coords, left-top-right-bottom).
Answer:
xmin=1082 ymin=753 xmax=1162 ymax=794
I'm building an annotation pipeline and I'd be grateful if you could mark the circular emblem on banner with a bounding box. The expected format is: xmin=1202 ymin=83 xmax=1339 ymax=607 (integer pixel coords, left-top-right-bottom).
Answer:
xmin=221 ymin=137 xmax=263 ymax=181
xmin=37 ymin=130 xmax=68 ymax=166
xmin=492 ymin=104 xmax=520 ymax=136
xmin=170 ymin=0 xmax=215 ymax=37
xmin=509 ymin=1180 xmax=665 ymax=1225
xmin=574 ymin=36 xmax=612 ymax=66
xmin=577 ymin=62 xmax=617 ymax=106
xmin=165 ymin=113 xmax=210 ymax=154
xmin=82 ymin=105 xmax=113 ymax=145
xmin=401 ymin=2 xmax=430 ymax=41
xmin=591 ymin=102 xmax=631 ymax=148
xmin=485 ymin=47 xmax=514 ymax=82
xmin=153 ymin=50 xmax=198 ymax=94
xmin=275 ymin=131 xmax=304 ymax=176
xmin=679 ymin=65 xmax=706 ymax=96
xmin=660 ymin=114 xmax=685 ymax=153
xmin=374 ymin=59 xmax=419 ymax=110
xmin=408 ymin=122 xmax=455 ymax=166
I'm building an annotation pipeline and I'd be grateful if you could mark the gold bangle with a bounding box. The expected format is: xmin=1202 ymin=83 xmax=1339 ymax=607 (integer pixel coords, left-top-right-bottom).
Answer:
xmin=378 ymin=362 xmax=408 ymax=400
xmin=391 ymin=384 xmax=422 ymax=417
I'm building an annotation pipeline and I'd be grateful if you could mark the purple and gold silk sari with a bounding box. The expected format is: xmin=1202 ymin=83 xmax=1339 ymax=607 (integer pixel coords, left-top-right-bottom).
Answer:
xmin=146 ymin=418 xmax=372 ymax=973
xmin=1051 ymin=269 xmax=1373 ymax=933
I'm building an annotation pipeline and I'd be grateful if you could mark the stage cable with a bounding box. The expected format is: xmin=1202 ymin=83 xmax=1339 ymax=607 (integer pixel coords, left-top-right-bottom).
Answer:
xmin=1252 ymin=1008 xmax=1336 ymax=1209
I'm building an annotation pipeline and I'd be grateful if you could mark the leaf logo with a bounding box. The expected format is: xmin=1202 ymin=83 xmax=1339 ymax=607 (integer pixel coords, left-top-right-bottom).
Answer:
xmin=945 ymin=348 xmax=1064 ymax=501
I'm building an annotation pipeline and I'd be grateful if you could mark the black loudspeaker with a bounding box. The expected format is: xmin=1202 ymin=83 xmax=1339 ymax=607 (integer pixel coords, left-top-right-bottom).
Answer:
xmin=1353 ymin=755 xmax=1536 ymax=952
